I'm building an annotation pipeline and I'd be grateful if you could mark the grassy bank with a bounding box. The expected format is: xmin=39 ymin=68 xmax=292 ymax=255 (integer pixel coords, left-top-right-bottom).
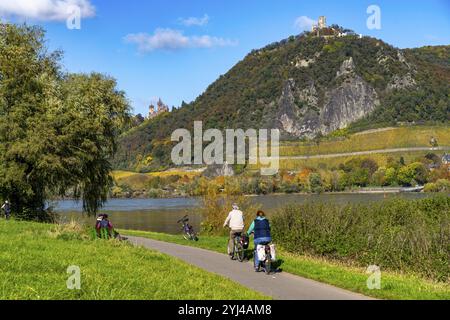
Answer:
xmin=122 ymin=227 xmax=450 ymax=300
xmin=0 ymin=220 xmax=267 ymax=300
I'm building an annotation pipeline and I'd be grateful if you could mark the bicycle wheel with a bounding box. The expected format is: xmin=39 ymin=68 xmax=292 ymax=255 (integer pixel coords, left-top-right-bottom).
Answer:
xmin=189 ymin=232 xmax=198 ymax=241
xmin=236 ymin=243 xmax=245 ymax=262
xmin=230 ymin=247 xmax=236 ymax=260
xmin=265 ymin=256 xmax=272 ymax=275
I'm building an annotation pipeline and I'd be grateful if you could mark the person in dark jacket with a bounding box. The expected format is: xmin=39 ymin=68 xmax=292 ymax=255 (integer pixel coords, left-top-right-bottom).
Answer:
xmin=246 ymin=211 xmax=272 ymax=271
xmin=1 ymin=201 xmax=11 ymax=220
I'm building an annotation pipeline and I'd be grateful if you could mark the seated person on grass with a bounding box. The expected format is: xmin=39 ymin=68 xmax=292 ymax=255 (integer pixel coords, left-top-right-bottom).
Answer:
xmin=95 ymin=214 xmax=127 ymax=240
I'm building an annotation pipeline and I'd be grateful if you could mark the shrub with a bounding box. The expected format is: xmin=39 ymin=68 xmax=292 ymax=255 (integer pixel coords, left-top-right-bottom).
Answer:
xmin=308 ymin=173 xmax=323 ymax=193
xmin=199 ymin=180 xmax=260 ymax=235
xmin=271 ymin=196 xmax=450 ymax=282
xmin=49 ymin=220 xmax=90 ymax=241
xmin=372 ymin=167 xmax=387 ymax=186
xmin=425 ymin=179 xmax=450 ymax=193
xmin=385 ymin=167 xmax=398 ymax=186
xmin=398 ymin=162 xmax=429 ymax=186
xmin=279 ymin=181 xmax=300 ymax=193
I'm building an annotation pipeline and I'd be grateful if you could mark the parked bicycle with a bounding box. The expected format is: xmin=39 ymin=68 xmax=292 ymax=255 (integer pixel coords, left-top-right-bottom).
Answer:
xmin=177 ymin=215 xmax=198 ymax=241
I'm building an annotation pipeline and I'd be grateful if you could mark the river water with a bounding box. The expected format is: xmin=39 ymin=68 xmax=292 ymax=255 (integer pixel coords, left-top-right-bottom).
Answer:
xmin=54 ymin=193 xmax=431 ymax=234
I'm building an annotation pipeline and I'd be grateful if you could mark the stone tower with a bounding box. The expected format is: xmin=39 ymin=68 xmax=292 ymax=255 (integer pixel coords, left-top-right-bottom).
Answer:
xmin=149 ymin=104 xmax=156 ymax=118
xmin=318 ymin=16 xmax=326 ymax=29
xmin=157 ymin=98 xmax=164 ymax=110
xmin=311 ymin=16 xmax=327 ymax=35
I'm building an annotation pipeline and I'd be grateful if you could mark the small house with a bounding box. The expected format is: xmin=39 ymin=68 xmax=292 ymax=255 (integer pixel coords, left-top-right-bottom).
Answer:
xmin=442 ymin=153 xmax=450 ymax=165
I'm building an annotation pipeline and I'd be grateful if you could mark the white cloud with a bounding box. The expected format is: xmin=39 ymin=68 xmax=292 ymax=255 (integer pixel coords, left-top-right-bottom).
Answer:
xmin=294 ymin=16 xmax=317 ymax=31
xmin=0 ymin=0 xmax=95 ymax=21
xmin=124 ymin=28 xmax=237 ymax=52
xmin=179 ymin=14 xmax=209 ymax=27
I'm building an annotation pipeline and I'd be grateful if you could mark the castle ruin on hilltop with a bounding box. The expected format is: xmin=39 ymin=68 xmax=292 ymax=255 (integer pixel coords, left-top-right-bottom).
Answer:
xmin=311 ymin=16 xmax=362 ymax=38
xmin=148 ymin=98 xmax=170 ymax=119
xmin=311 ymin=16 xmax=327 ymax=34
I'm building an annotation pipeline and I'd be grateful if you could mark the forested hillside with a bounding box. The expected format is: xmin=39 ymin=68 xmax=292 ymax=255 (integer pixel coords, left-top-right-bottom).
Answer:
xmin=114 ymin=28 xmax=449 ymax=172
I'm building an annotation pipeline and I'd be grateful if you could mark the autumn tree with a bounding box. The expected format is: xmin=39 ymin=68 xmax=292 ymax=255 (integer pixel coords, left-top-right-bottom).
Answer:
xmin=0 ymin=23 xmax=130 ymax=220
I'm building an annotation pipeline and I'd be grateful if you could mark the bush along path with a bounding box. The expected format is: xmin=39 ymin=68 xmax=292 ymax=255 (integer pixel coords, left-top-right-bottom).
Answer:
xmin=126 ymin=236 xmax=372 ymax=300
xmin=271 ymin=196 xmax=450 ymax=283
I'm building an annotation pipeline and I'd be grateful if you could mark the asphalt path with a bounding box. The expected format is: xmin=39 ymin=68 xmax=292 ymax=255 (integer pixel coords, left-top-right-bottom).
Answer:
xmin=127 ymin=236 xmax=373 ymax=300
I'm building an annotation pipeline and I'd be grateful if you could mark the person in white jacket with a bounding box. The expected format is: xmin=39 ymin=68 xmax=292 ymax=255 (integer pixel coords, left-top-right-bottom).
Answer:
xmin=223 ymin=204 xmax=245 ymax=256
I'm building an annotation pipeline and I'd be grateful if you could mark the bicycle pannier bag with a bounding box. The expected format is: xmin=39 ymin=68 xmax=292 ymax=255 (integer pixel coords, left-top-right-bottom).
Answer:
xmin=257 ymin=245 xmax=266 ymax=261
xmin=241 ymin=235 xmax=249 ymax=249
xmin=270 ymin=244 xmax=276 ymax=262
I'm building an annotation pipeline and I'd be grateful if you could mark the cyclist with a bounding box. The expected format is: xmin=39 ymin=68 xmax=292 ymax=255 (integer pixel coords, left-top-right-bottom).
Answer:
xmin=223 ymin=204 xmax=244 ymax=257
xmin=247 ymin=210 xmax=272 ymax=272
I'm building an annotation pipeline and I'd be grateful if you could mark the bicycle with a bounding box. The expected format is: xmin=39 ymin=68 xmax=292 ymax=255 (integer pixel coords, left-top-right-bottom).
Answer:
xmin=229 ymin=232 xmax=246 ymax=262
xmin=177 ymin=215 xmax=198 ymax=241
xmin=256 ymin=243 xmax=273 ymax=275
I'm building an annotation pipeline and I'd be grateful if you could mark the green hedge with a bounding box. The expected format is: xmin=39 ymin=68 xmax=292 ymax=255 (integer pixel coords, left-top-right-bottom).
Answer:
xmin=272 ymin=195 xmax=450 ymax=282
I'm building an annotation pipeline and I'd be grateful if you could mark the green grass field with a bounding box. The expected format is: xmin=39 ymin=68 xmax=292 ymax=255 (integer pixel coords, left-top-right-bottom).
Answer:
xmin=0 ymin=220 xmax=267 ymax=300
xmin=121 ymin=229 xmax=450 ymax=300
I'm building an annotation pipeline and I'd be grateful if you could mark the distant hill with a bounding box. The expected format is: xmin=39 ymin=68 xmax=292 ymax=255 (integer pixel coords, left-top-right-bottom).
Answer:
xmin=113 ymin=28 xmax=450 ymax=172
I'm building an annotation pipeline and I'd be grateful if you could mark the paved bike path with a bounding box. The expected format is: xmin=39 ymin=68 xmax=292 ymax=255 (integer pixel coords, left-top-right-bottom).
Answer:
xmin=127 ymin=236 xmax=373 ymax=300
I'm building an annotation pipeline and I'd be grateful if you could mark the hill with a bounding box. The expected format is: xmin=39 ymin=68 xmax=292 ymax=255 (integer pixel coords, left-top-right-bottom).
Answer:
xmin=113 ymin=29 xmax=450 ymax=172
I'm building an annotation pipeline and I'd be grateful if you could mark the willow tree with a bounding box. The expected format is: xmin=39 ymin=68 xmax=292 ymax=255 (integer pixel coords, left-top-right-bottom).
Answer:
xmin=0 ymin=23 xmax=130 ymax=220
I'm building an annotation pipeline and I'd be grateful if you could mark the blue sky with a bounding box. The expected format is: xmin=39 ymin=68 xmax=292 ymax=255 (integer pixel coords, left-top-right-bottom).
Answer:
xmin=1 ymin=0 xmax=449 ymax=115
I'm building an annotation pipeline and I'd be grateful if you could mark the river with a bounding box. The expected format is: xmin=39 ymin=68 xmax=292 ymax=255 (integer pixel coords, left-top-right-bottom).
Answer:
xmin=54 ymin=193 xmax=431 ymax=234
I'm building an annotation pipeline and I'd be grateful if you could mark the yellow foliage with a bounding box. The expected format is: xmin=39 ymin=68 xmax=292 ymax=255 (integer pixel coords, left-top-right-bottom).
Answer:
xmin=146 ymin=171 xmax=200 ymax=178
xmin=145 ymin=156 xmax=153 ymax=165
xmin=200 ymin=179 xmax=260 ymax=235
xmin=112 ymin=170 xmax=201 ymax=190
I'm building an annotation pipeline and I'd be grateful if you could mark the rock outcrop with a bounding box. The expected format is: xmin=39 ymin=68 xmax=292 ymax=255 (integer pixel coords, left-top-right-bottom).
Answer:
xmin=202 ymin=162 xmax=235 ymax=178
xmin=271 ymin=57 xmax=380 ymax=138
xmin=387 ymin=73 xmax=416 ymax=91
xmin=320 ymin=75 xmax=379 ymax=134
